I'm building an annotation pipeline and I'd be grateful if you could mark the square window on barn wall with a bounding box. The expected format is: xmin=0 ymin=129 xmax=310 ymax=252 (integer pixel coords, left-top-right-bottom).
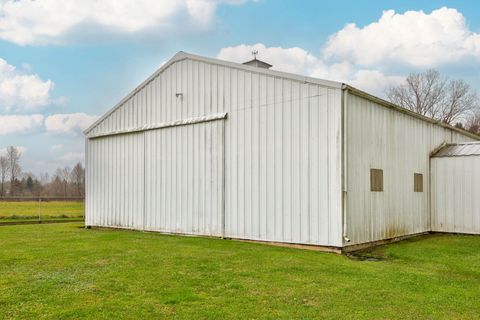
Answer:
xmin=414 ymin=173 xmax=423 ymax=192
xmin=370 ymin=169 xmax=383 ymax=192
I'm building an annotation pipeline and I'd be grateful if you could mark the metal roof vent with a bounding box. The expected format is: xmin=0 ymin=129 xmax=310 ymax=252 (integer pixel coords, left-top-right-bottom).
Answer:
xmin=242 ymin=50 xmax=272 ymax=69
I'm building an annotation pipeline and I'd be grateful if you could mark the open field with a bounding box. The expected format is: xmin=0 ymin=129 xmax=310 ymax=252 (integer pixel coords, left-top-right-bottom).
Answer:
xmin=1 ymin=223 xmax=480 ymax=319
xmin=0 ymin=201 xmax=83 ymax=222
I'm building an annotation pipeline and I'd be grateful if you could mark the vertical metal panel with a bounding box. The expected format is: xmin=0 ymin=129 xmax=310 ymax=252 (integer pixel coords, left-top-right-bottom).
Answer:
xmin=144 ymin=120 xmax=224 ymax=235
xmin=85 ymin=137 xmax=91 ymax=226
xmin=345 ymin=92 xmax=476 ymax=245
xmin=224 ymin=76 xmax=343 ymax=247
xmin=85 ymin=133 xmax=144 ymax=229
xmin=431 ymin=156 xmax=480 ymax=234
xmin=86 ymin=57 xmax=343 ymax=247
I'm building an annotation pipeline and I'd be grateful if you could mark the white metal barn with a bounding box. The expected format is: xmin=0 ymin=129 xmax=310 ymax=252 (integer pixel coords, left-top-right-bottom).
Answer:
xmin=84 ymin=52 xmax=479 ymax=251
xmin=431 ymin=142 xmax=480 ymax=235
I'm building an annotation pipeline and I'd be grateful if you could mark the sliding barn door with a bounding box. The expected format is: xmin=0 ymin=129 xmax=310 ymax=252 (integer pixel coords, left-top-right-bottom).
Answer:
xmin=144 ymin=120 xmax=225 ymax=236
xmin=85 ymin=132 xmax=145 ymax=229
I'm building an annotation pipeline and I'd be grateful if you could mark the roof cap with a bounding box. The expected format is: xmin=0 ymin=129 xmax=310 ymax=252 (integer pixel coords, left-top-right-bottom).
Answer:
xmin=242 ymin=57 xmax=272 ymax=69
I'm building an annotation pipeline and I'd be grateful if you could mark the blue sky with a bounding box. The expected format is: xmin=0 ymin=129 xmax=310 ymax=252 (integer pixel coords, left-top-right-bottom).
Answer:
xmin=0 ymin=0 xmax=480 ymax=175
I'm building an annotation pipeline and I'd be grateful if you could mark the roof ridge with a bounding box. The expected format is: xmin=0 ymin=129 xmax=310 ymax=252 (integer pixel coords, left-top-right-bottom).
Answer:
xmin=84 ymin=51 xmax=343 ymax=134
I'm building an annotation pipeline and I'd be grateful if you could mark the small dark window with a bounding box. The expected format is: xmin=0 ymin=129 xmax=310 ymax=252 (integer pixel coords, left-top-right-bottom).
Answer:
xmin=370 ymin=169 xmax=383 ymax=192
xmin=414 ymin=173 xmax=423 ymax=192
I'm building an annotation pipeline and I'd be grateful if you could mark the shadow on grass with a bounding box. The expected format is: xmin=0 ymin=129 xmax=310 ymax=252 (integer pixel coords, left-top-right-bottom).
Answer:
xmin=346 ymin=232 xmax=480 ymax=262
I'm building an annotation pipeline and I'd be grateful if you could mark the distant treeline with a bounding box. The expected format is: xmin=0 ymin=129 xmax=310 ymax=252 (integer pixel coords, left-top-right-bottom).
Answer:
xmin=0 ymin=146 xmax=84 ymax=198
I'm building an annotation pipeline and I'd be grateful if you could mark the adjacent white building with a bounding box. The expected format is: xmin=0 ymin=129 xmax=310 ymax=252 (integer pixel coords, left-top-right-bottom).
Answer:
xmin=431 ymin=142 xmax=480 ymax=235
xmin=84 ymin=52 xmax=479 ymax=251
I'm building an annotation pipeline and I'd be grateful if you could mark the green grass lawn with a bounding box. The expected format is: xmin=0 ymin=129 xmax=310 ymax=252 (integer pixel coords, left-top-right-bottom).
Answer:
xmin=0 ymin=201 xmax=83 ymax=221
xmin=1 ymin=223 xmax=479 ymax=319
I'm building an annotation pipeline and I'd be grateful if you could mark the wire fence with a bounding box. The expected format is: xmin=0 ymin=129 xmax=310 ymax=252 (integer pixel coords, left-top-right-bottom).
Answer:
xmin=0 ymin=196 xmax=84 ymax=202
xmin=0 ymin=197 xmax=85 ymax=225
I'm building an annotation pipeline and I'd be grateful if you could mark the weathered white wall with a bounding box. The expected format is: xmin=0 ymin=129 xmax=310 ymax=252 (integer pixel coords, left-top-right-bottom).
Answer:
xmin=144 ymin=120 xmax=224 ymax=236
xmin=87 ymin=58 xmax=226 ymax=138
xmin=85 ymin=54 xmax=480 ymax=248
xmin=344 ymin=91 xmax=476 ymax=246
xmin=431 ymin=156 xmax=480 ymax=234
xmin=85 ymin=132 xmax=144 ymax=229
xmin=85 ymin=54 xmax=343 ymax=247
xmin=224 ymin=75 xmax=343 ymax=246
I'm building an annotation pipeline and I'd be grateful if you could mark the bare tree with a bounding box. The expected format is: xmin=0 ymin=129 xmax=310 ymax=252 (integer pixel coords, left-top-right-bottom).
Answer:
xmin=466 ymin=109 xmax=480 ymax=134
xmin=51 ymin=175 xmax=64 ymax=196
xmin=39 ymin=172 xmax=50 ymax=186
xmin=71 ymin=162 xmax=85 ymax=197
xmin=55 ymin=166 xmax=71 ymax=196
xmin=386 ymin=69 xmax=479 ymax=125
xmin=6 ymin=146 xmax=22 ymax=196
xmin=0 ymin=156 xmax=8 ymax=197
xmin=439 ymin=79 xmax=479 ymax=124
xmin=387 ymin=69 xmax=446 ymax=118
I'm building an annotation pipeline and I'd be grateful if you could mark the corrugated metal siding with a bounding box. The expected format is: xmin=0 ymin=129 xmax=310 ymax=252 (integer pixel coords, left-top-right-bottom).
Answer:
xmin=432 ymin=142 xmax=480 ymax=157
xmin=224 ymin=76 xmax=342 ymax=246
xmin=431 ymin=156 xmax=480 ymax=234
xmin=85 ymin=57 xmax=343 ymax=247
xmin=85 ymin=133 xmax=144 ymax=229
xmin=345 ymin=92 xmax=476 ymax=246
xmin=87 ymin=59 xmax=227 ymax=138
xmin=144 ymin=120 xmax=224 ymax=236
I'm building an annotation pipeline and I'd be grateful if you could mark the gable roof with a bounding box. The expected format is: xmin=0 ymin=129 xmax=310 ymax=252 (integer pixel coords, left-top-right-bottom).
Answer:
xmin=242 ymin=58 xmax=273 ymax=69
xmin=84 ymin=51 xmax=480 ymax=141
xmin=84 ymin=51 xmax=342 ymax=134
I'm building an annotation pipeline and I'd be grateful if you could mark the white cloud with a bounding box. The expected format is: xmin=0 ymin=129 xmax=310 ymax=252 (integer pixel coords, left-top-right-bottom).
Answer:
xmin=322 ymin=7 xmax=480 ymax=68
xmin=349 ymin=70 xmax=405 ymax=96
xmin=0 ymin=114 xmax=43 ymax=135
xmin=44 ymin=113 xmax=98 ymax=135
xmin=0 ymin=58 xmax=54 ymax=112
xmin=218 ymin=8 xmax=480 ymax=95
xmin=218 ymin=43 xmax=320 ymax=75
xmin=217 ymin=43 xmax=403 ymax=96
xmin=51 ymin=144 xmax=63 ymax=151
xmin=59 ymin=152 xmax=84 ymax=163
xmin=0 ymin=0 xmax=248 ymax=45
xmin=310 ymin=62 xmax=405 ymax=95
xmin=0 ymin=146 xmax=27 ymax=156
